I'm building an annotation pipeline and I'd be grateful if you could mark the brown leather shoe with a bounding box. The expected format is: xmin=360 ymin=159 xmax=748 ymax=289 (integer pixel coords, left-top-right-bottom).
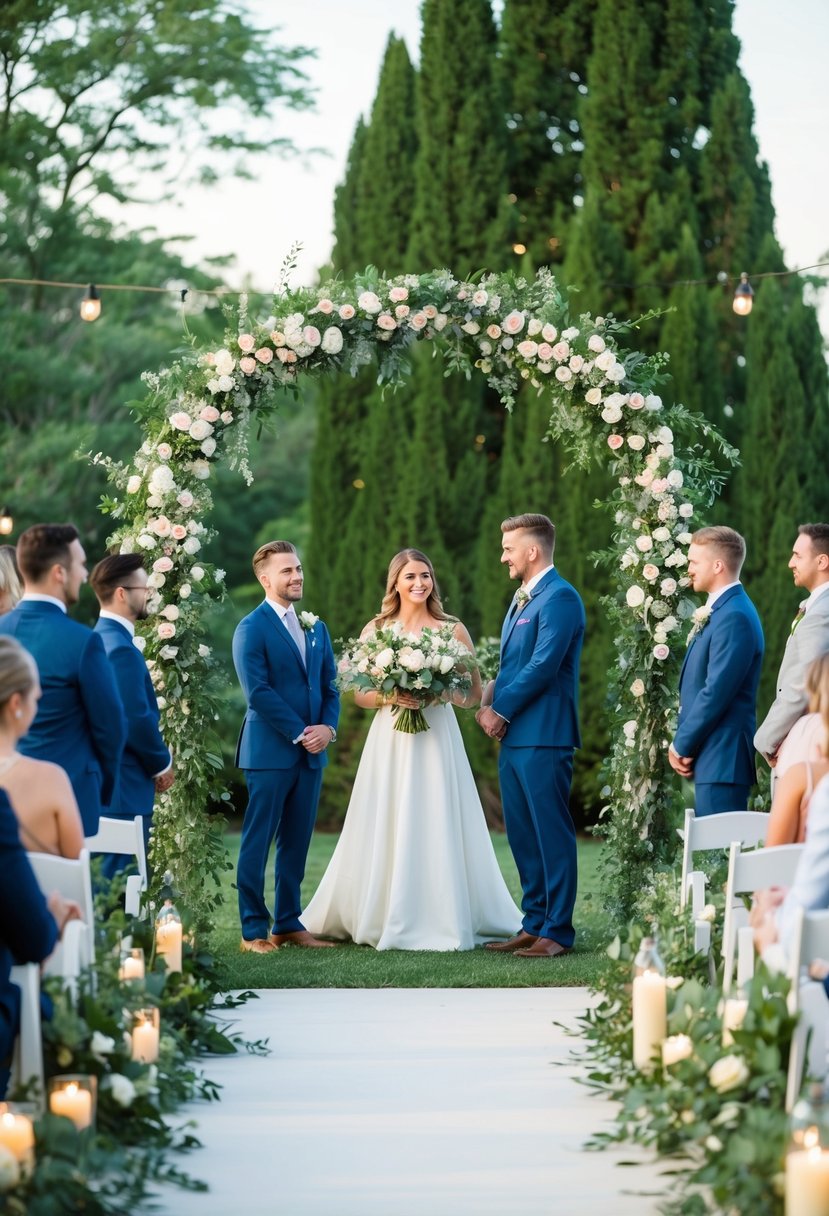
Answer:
xmin=270 ymin=929 xmax=336 ymax=948
xmin=514 ymin=937 xmax=571 ymax=958
xmin=484 ymin=931 xmax=538 ymax=953
xmin=240 ymin=937 xmax=277 ymax=954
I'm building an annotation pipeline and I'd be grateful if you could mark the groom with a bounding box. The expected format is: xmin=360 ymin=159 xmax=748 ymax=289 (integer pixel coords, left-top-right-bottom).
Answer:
xmin=232 ymin=541 xmax=339 ymax=953
xmin=477 ymin=513 xmax=585 ymax=959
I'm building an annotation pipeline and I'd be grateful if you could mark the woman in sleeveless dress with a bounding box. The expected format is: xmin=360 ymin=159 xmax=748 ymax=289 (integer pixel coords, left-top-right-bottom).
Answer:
xmin=0 ymin=636 xmax=84 ymax=858
xmin=302 ymin=549 xmax=521 ymax=950
xmin=765 ymin=653 xmax=829 ymax=847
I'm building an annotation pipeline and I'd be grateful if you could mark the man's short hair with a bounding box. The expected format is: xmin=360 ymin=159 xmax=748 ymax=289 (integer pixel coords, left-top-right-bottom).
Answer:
xmin=252 ymin=540 xmax=297 ymax=578
xmin=500 ymin=513 xmax=556 ymax=559
xmin=16 ymin=523 xmax=80 ymax=584
xmin=690 ymin=525 xmax=746 ymax=576
xmin=798 ymin=523 xmax=829 ymax=559
xmin=89 ymin=554 xmax=146 ymax=603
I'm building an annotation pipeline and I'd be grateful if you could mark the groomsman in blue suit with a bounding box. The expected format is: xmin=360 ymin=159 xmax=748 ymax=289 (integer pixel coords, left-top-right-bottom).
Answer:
xmin=669 ymin=526 xmax=764 ymax=816
xmin=232 ymin=541 xmax=339 ymax=954
xmin=90 ymin=554 xmax=173 ymax=872
xmin=477 ymin=513 xmax=585 ymax=959
xmin=0 ymin=524 xmax=125 ymax=835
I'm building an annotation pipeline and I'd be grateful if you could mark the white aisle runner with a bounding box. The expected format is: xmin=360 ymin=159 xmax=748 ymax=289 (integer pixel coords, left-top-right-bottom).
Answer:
xmin=156 ymin=988 xmax=666 ymax=1216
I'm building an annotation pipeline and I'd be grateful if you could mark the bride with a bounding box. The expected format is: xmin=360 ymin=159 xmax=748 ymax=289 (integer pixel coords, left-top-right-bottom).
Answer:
xmin=302 ymin=549 xmax=521 ymax=951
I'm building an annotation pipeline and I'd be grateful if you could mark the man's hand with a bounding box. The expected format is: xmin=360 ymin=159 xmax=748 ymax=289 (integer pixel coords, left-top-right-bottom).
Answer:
xmin=476 ymin=705 xmax=507 ymax=740
xmin=668 ymin=745 xmax=694 ymax=778
xmin=301 ymin=725 xmax=333 ymax=754
xmin=155 ymin=767 xmax=175 ymax=793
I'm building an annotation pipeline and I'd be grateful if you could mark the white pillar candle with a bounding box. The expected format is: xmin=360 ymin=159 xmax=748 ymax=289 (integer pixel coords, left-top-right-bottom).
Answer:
xmin=662 ymin=1034 xmax=693 ymax=1067
xmin=0 ymin=1108 xmax=34 ymax=1172
xmin=786 ymin=1147 xmax=829 ymax=1216
xmin=632 ymin=970 xmax=667 ymax=1071
xmin=156 ymin=920 xmax=182 ymax=973
xmin=131 ymin=1015 xmax=160 ymax=1064
xmin=722 ymin=997 xmax=748 ymax=1047
xmin=119 ymin=952 xmax=145 ymax=981
xmin=50 ymin=1081 xmax=93 ymax=1130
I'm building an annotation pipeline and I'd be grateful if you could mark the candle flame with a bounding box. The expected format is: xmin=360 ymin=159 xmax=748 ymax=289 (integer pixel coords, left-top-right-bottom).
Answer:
xmin=66 ymin=1083 xmax=78 ymax=1097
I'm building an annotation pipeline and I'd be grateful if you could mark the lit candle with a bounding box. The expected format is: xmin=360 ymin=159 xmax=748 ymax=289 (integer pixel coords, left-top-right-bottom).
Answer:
xmin=131 ymin=1011 xmax=160 ymax=1064
xmin=662 ymin=1034 xmax=693 ymax=1067
xmin=786 ymin=1146 xmax=829 ymax=1215
xmin=0 ymin=1107 xmax=34 ymax=1173
xmin=50 ymin=1081 xmax=93 ymax=1130
xmin=632 ymin=970 xmax=667 ymax=1071
xmin=119 ymin=949 xmax=145 ymax=982
xmin=155 ymin=920 xmax=182 ymax=973
xmin=722 ymin=998 xmax=748 ymax=1047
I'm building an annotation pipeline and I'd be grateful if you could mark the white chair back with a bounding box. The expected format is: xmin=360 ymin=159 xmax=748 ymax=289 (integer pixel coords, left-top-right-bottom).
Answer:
xmin=680 ymin=808 xmax=769 ymax=910
xmin=8 ymin=962 xmax=44 ymax=1105
xmin=785 ymin=907 xmax=829 ymax=1111
xmin=85 ymin=816 xmax=148 ymax=916
xmin=28 ymin=849 xmax=95 ymax=983
xmin=722 ymin=841 xmax=805 ymax=993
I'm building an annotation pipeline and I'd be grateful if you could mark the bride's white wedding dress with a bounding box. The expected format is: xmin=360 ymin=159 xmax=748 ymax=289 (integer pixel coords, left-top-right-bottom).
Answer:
xmin=302 ymin=702 xmax=521 ymax=950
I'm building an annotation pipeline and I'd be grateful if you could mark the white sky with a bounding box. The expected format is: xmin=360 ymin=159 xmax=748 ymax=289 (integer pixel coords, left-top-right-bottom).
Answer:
xmin=122 ymin=0 xmax=828 ymax=300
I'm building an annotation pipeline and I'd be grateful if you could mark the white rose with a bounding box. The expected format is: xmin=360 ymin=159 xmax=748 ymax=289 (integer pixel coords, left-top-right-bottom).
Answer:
xmin=708 ymin=1055 xmax=749 ymax=1094
xmin=439 ymin=654 xmax=455 ymax=675
xmin=161 ymin=604 xmax=180 ymax=621
xmin=217 ymin=374 xmax=234 ymax=393
xmin=645 ymin=394 xmax=663 ymax=411
xmin=605 ymin=361 xmax=626 ymax=383
xmin=667 ymin=469 xmax=684 ymax=488
xmin=601 ymin=404 xmax=623 ymax=424
xmin=623 ymin=720 xmax=637 ymax=738
xmin=200 ymin=436 xmax=216 ymax=457
xmin=321 ymin=326 xmax=344 ymax=354
xmin=91 ymin=1030 xmax=116 ymax=1058
xmin=190 ymin=566 xmax=205 ymax=581
xmin=626 ymin=585 xmax=646 ymax=608
xmin=627 ymin=434 xmax=646 ymax=451
xmin=147 ymin=571 xmax=165 ymax=589
xmin=462 ymin=320 xmax=480 ymax=335
xmin=660 ymin=578 xmax=678 ymax=597
xmin=635 ymin=535 xmax=654 ymax=552
xmin=358 ymin=291 xmax=382 ymax=314
xmin=541 ymin=323 xmax=557 ymax=343
xmin=198 ymin=644 xmax=211 ymax=658
xmin=183 ymin=537 xmax=201 ymax=555
xmin=137 ymin=533 xmax=156 ymax=550
xmin=433 ymin=312 xmax=448 ymax=332
xmin=126 ymin=475 xmax=142 ymax=494
xmin=630 ymin=679 xmax=645 ymax=697
xmin=585 ymin=387 xmax=602 ymax=406
xmin=214 ymin=349 xmax=235 ymax=376
xmin=149 ymin=465 xmax=175 ymax=494
xmin=190 ymin=460 xmax=210 ymax=480
xmin=132 ymin=635 xmax=146 ymax=652
xmin=189 ymin=419 xmax=212 ymax=442
xmin=652 ymin=526 xmax=671 ymax=542
xmin=588 ymin=334 xmax=606 ymax=353
xmin=108 ymin=1073 xmax=137 ymax=1108
xmin=179 ymin=583 xmax=191 ymax=599
xmin=400 ymin=648 xmax=425 ymax=672
xmin=375 ymin=647 xmax=395 ymax=670
xmin=678 ymin=503 xmax=694 ymax=519
xmin=594 ymin=349 xmax=614 ymax=372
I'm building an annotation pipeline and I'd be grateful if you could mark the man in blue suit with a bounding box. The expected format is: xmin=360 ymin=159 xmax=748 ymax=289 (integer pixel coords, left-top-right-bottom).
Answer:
xmin=477 ymin=513 xmax=585 ymax=959
xmin=232 ymin=541 xmax=340 ymax=954
xmin=669 ymin=526 xmax=764 ymax=816
xmin=90 ymin=554 xmax=173 ymax=872
xmin=0 ymin=524 xmax=126 ymax=836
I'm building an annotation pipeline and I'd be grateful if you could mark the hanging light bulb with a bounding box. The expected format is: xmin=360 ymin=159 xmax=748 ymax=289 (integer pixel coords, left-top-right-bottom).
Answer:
xmin=79 ymin=284 xmax=101 ymax=322
xmin=732 ymin=272 xmax=754 ymax=317
xmin=0 ymin=506 xmax=13 ymax=536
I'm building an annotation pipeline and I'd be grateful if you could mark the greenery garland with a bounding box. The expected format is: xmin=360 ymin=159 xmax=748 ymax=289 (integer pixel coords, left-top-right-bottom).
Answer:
xmin=93 ymin=263 xmax=736 ymax=924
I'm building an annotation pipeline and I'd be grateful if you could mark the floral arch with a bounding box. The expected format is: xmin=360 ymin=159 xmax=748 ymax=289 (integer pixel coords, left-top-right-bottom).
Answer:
xmin=95 ymin=266 xmax=734 ymax=925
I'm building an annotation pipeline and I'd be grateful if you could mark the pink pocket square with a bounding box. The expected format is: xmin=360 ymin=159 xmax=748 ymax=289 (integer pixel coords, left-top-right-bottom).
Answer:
xmin=517 ymin=617 xmax=531 ymax=625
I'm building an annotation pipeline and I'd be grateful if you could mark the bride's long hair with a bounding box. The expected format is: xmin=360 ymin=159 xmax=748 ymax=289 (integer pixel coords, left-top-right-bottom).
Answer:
xmin=375 ymin=549 xmax=454 ymax=626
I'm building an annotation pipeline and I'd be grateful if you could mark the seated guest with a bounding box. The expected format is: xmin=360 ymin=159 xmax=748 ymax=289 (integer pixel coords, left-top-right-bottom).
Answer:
xmin=765 ymin=653 xmax=829 ymax=847
xmin=0 ymin=787 xmax=80 ymax=1099
xmin=0 ymin=547 xmax=21 ymax=616
xmin=0 ymin=523 xmax=126 ymax=835
xmin=0 ymin=637 xmax=83 ymax=858
xmin=90 ymin=554 xmax=173 ymax=873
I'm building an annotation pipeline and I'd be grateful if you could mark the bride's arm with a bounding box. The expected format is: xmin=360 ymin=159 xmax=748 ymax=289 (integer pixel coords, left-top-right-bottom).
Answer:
xmin=449 ymin=622 xmax=482 ymax=708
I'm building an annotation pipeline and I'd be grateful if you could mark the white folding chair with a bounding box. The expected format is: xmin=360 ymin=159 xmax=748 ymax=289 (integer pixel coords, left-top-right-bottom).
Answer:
xmin=27 ymin=850 xmax=95 ymax=995
xmin=85 ymin=815 xmax=148 ymax=917
xmin=8 ymin=963 xmax=44 ymax=1105
xmin=722 ymin=841 xmax=805 ymax=994
xmin=785 ymin=907 xmax=829 ymax=1111
xmin=679 ymin=808 xmax=769 ymax=912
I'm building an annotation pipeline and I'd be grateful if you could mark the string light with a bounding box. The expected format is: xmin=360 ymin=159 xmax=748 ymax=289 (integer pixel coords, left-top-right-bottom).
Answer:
xmin=732 ymin=272 xmax=754 ymax=316
xmin=0 ymin=506 xmax=13 ymax=536
xmin=79 ymin=284 xmax=101 ymax=322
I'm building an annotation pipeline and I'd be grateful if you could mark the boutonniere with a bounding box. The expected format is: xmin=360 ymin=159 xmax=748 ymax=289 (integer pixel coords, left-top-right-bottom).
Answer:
xmin=299 ymin=610 xmax=319 ymax=644
xmin=686 ymin=604 xmax=711 ymax=646
xmin=515 ymin=587 xmax=531 ymax=610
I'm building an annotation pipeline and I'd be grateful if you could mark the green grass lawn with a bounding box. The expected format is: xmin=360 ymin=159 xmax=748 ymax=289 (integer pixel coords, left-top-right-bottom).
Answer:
xmin=209 ymin=832 xmax=610 ymax=989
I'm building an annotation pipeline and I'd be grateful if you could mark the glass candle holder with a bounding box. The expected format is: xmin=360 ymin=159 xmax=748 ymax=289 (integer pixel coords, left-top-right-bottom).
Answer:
xmin=48 ymin=1075 xmax=96 ymax=1131
xmin=0 ymin=1103 xmax=35 ymax=1176
xmin=155 ymin=899 xmax=183 ymax=973
xmin=131 ymin=1007 xmax=160 ymax=1064
xmin=119 ymin=946 xmax=145 ymax=983
xmin=787 ymin=1084 xmax=829 ymax=1215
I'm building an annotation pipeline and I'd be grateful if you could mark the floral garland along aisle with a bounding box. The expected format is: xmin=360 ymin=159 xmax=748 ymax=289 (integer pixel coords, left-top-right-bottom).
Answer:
xmin=93 ymin=264 xmax=736 ymax=925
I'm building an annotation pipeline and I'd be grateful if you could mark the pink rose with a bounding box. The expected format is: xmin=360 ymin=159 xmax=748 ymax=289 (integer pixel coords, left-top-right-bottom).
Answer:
xmin=653 ymin=644 xmax=670 ymax=661
xmin=237 ymin=334 xmax=256 ymax=353
xmin=239 ymin=356 xmax=256 ymax=374
xmin=157 ymin=622 xmax=177 ymax=640
xmin=551 ymin=341 xmax=570 ymax=362
xmin=199 ymin=405 xmax=220 ymax=423
xmin=472 ymin=290 xmax=488 ymax=306
xmin=169 ymin=411 xmax=192 ymax=431
xmin=642 ymin=563 xmax=660 ymax=581
xmin=422 ymin=305 xmax=438 ymax=320
xmin=377 ymin=314 xmax=397 ymax=331
xmin=338 ymin=304 xmax=355 ymax=320
xmin=153 ymin=556 xmax=174 ymax=573
xmin=156 ymin=443 xmax=172 ymax=460
xmin=537 ymin=343 xmax=554 ymax=361
xmin=409 ymin=312 xmax=428 ymax=331
xmin=203 ymin=352 xmax=216 ymax=366
xmin=314 ymin=299 xmax=334 ymax=314
xmin=555 ymin=366 xmax=572 ymax=382
xmin=389 ymin=286 xmax=408 ymax=302
xmin=220 ymin=411 xmax=233 ymax=424
xmin=277 ymin=348 xmax=297 ymax=364
xmin=569 ymin=354 xmax=585 ymax=372
xmin=255 ymin=347 xmax=273 ymax=364
xmin=302 ymin=325 xmax=321 ymax=348
xmin=486 ymin=324 xmax=501 ymax=340
xmin=171 ymin=524 xmax=188 ymax=540
xmin=501 ymin=310 xmax=525 ymax=335
xmin=177 ymin=490 xmax=194 ymax=508
xmin=541 ymin=323 xmax=558 ymax=343
xmin=651 ymin=478 xmax=669 ymax=494
xmin=149 ymin=516 xmax=172 ymax=537
xmin=270 ymin=330 xmax=286 ymax=347
xmin=517 ymin=340 xmax=538 ymax=359
xmin=628 ymin=392 xmax=645 ymax=410
xmin=607 ymin=434 xmax=624 ymax=450
xmin=394 ymin=304 xmax=410 ymax=319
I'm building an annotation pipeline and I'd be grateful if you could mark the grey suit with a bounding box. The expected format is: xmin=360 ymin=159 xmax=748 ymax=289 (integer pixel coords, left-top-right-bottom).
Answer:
xmin=754 ymin=588 xmax=829 ymax=760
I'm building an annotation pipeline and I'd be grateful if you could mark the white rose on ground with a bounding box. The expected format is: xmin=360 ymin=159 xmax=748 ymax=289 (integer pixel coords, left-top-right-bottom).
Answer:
xmin=108 ymin=1074 xmax=137 ymax=1108
xmin=708 ymin=1055 xmax=749 ymax=1094
xmin=626 ymin=585 xmax=646 ymax=608
xmin=127 ymin=475 xmax=142 ymax=493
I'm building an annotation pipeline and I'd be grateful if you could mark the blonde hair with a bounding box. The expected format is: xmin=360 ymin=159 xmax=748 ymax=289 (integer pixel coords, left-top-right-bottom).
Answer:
xmin=376 ymin=549 xmax=453 ymax=626
xmin=806 ymin=652 xmax=829 ymax=756
xmin=0 ymin=636 xmax=38 ymax=712
xmin=0 ymin=548 xmax=21 ymax=611
xmin=691 ymin=525 xmax=746 ymax=576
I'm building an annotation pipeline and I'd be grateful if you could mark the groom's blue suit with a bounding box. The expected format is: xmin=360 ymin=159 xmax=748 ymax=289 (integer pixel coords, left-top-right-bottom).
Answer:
xmin=232 ymin=600 xmax=339 ymax=941
xmin=492 ymin=568 xmax=585 ymax=949
xmin=674 ymin=584 xmax=764 ymax=816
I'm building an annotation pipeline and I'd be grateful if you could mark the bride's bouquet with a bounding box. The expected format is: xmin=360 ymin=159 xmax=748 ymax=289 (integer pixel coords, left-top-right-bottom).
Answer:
xmin=336 ymin=622 xmax=474 ymax=734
